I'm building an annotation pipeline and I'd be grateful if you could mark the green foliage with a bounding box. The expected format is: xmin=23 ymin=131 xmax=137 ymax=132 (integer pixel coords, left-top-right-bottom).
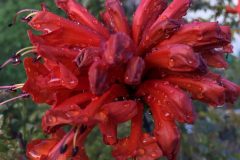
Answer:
xmin=0 ymin=0 xmax=240 ymax=160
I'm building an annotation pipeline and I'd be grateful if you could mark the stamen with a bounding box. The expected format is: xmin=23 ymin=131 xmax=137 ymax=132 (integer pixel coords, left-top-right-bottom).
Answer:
xmin=0 ymin=93 xmax=30 ymax=106
xmin=20 ymin=49 xmax=37 ymax=56
xmin=25 ymin=12 xmax=38 ymax=20
xmin=0 ymin=48 xmax=37 ymax=70
xmin=0 ymin=83 xmax=24 ymax=92
xmin=73 ymin=126 xmax=80 ymax=148
xmin=9 ymin=9 xmax=39 ymax=27
xmin=15 ymin=46 xmax=36 ymax=55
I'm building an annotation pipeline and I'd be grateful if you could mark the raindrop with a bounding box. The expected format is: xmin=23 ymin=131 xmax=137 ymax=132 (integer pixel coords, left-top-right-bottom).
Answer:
xmin=164 ymin=113 xmax=170 ymax=117
xmin=169 ymin=59 xmax=175 ymax=67
xmin=48 ymin=116 xmax=57 ymax=123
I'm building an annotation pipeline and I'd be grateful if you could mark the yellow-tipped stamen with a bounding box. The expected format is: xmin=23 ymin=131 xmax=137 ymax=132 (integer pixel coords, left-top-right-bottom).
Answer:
xmin=0 ymin=93 xmax=29 ymax=106
xmin=73 ymin=126 xmax=81 ymax=148
xmin=10 ymin=9 xmax=39 ymax=26
xmin=15 ymin=46 xmax=36 ymax=55
xmin=25 ymin=12 xmax=38 ymax=20
xmin=20 ymin=49 xmax=37 ymax=56
xmin=0 ymin=83 xmax=25 ymax=91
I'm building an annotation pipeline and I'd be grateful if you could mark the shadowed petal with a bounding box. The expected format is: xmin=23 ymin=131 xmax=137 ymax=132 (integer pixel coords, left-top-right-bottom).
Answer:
xmin=125 ymin=56 xmax=145 ymax=85
xmin=201 ymin=50 xmax=228 ymax=68
xmin=88 ymin=59 xmax=110 ymax=95
xmin=103 ymin=33 xmax=134 ymax=65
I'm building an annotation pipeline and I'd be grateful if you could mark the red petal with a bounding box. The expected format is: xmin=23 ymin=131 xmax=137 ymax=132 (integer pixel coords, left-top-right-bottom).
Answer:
xmin=55 ymin=0 xmax=110 ymax=38
xmin=163 ymin=75 xmax=226 ymax=106
xmin=132 ymin=0 xmax=167 ymax=44
xmin=42 ymin=104 xmax=83 ymax=133
xmin=27 ymin=139 xmax=58 ymax=160
xmin=36 ymin=45 xmax=79 ymax=72
xmin=23 ymin=58 xmax=56 ymax=104
xmin=56 ymin=92 xmax=93 ymax=108
xmin=104 ymin=0 xmax=130 ymax=35
xmin=221 ymin=78 xmax=240 ymax=103
xmin=226 ymin=5 xmax=238 ymax=14
xmin=59 ymin=64 xmax=78 ymax=89
xmin=138 ymin=80 xmax=196 ymax=123
xmin=154 ymin=116 xmax=180 ymax=160
xmin=99 ymin=120 xmax=118 ymax=145
xmin=125 ymin=56 xmax=145 ymax=85
xmin=83 ymin=85 xmax=128 ymax=123
xmin=201 ymin=50 xmax=228 ymax=68
xmin=102 ymin=100 xmax=138 ymax=123
xmin=138 ymin=19 xmax=180 ymax=55
xmin=158 ymin=22 xmax=230 ymax=50
xmin=28 ymin=11 xmax=104 ymax=47
xmin=157 ymin=0 xmax=191 ymax=21
xmin=145 ymin=44 xmax=201 ymax=72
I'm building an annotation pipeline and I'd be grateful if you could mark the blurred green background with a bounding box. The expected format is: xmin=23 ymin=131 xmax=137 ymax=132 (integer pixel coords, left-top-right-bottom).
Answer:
xmin=0 ymin=0 xmax=240 ymax=159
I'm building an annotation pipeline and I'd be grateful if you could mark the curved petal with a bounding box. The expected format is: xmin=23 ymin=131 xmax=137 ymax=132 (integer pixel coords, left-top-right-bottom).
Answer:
xmin=104 ymin=0 xmax=130 ymax=35
xmin=138 ymin=80 xmax=196 ymax=123
xmin=157 ymin=0 xmax=191 ymax=21
xmin=157 ymin=22 xmax=230 ymax=51
xmin=28 ymin=11 xmax=104 ymax=47
xmin=132 ymin=0 xmax=167 ymax=44
xmin=55 ymin=0 xmax=110 ymax=38
xmin=102 ymin=100 xmax=138 ymax=123
xmin=163 ymin=75 xmax=226 ymax=106
xmin=138 ymin=19 xmax=180 ymax=55
xmin=201 ymin=50 xmax=228 ymax=68
xmin=145 ymin=44 xmax=201 ymax=72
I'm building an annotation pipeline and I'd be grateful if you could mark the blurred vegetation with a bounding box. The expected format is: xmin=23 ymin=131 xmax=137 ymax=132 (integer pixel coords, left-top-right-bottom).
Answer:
xmin=0 ymin=0 xmax=240 ymax=160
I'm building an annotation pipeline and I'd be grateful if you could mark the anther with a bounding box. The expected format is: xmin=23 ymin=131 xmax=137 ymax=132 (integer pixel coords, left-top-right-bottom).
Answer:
xmin=0 ymin=84 xmax=24 ymax=92
xmin=60 ymin=144 xmax=68 ymax=154
xmin=9 ymin=9 xmax=39 ymax=27
xmin=72 ymin=146 xmax=79 ymax=157
xmin=0 ymin=47 xmax=37 ymax=70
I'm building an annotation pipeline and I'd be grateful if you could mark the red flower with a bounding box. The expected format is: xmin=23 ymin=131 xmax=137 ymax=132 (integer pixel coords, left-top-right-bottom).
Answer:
xmin=0 ymin=0 xmax=239 ymax=159
xmin=226 ymin=0 xmax=240 ymax=16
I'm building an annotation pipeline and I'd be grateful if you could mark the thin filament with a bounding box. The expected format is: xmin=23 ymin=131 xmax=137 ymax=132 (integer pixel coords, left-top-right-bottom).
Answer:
xmin=0 ymin=83 xmax=24 ymax=91
xmin=0 ymin=93 xmax=29 ymax=106
xmin=11 ymin=9 xmax=39 ymax=26
xmin=73 ymin=126 xmax=80 ymax=147
xmin=16 ymin=46 xmax=36 ymax=55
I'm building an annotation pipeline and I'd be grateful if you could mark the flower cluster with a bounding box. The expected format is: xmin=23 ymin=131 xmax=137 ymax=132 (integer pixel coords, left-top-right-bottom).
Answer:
xmin=1 ymin=0 xmax=240 ymax=159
